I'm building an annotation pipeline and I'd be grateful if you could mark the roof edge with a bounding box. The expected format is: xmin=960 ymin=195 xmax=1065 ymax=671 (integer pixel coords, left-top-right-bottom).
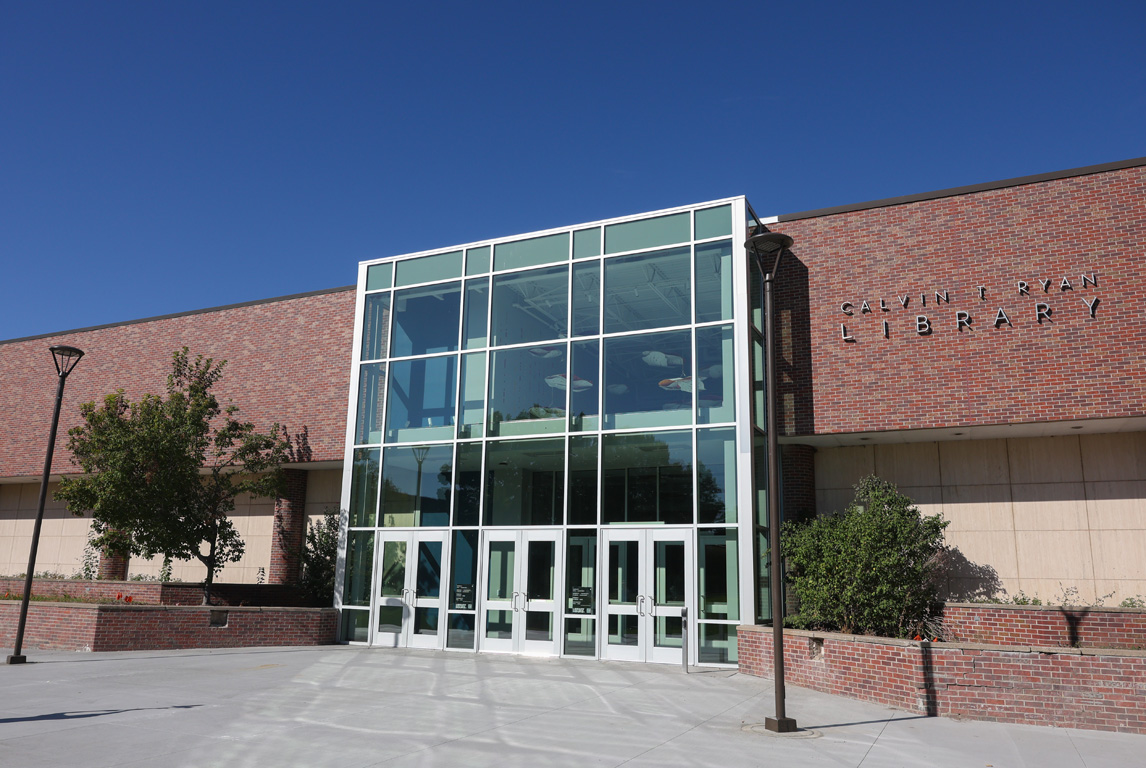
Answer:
xmin=775 ymin=156 xmax=1146 ymax=223
xmin=0 ymin=285 xmax=356 ymax=347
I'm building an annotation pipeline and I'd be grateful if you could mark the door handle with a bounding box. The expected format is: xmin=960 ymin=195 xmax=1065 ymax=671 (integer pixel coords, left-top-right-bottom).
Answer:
xmin=512 ymin=591 xmax=522 ymax=612
xmin=636 ymin=594 xmax=645 ymax=616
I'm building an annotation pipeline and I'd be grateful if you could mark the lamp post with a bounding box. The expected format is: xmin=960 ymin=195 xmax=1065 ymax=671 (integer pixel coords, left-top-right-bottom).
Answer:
xmin=746 ymin=231 xmax=797 ymax=732
xmin=411 ymin=445 xmax=430 ymax=526
xmin=7 ymin=345 xmax=84 ymax=665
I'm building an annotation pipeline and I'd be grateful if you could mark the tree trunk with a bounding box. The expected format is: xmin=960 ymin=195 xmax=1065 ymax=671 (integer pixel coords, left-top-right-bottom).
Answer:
xmin=201 ymin=529 xmax=218 ymax=606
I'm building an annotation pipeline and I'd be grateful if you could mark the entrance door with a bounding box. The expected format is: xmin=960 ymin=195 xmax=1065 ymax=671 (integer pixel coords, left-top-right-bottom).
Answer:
xmin=601 ymin=528 xmax=693 ymax=664
xmin=373 ymin=531 xmax=449 ymax=649
xmin=479 ymin=529 xmax=562 ymax=655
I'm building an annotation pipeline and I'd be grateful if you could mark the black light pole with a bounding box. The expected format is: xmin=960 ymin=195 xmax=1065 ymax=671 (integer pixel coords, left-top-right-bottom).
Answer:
xmin=746 ymin=231 xmax=797 ymax=733
xmin=7 ymin=345 xmax=85 ymax=665
xmin=412 ymin=445 xmax=430 ymax=526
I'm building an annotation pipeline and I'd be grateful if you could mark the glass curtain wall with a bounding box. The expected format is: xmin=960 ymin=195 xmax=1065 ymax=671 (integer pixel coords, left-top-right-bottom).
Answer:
xmin=339 ymin=199 xmax=750 ymax=663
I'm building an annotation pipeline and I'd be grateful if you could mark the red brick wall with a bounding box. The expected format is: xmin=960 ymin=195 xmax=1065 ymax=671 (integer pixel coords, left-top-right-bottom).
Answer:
xmin=943 ymin=603 xmax=1146 ymax=650
xmin=0 ymin=577 xmax=327 ymax=607
xmin=772 ymin=166 xmax=1146 ymax=436
xmin=270 ymin=468 xmax=309 ymax=584
xmin=738 ymin=625 xmax=1146 ymax=734
xmin=0 ymin=601 xmax=337 ymax=651
xmin=780 ymin=444 xmax=816 ymax=524
xmin=0 ymin=288 xmax=355 ymax=479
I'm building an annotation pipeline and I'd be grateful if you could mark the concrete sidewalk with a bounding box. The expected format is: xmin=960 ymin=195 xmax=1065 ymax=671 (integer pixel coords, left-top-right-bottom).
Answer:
xmin=1 ymin=646 xmax=1140 ymax=767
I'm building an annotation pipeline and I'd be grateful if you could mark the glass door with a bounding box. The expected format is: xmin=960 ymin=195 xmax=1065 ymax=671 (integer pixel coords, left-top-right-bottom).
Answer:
xmin=601 ymin=528 xmax=693 ymax=664
xmin=373 ymin=531 xmax=449 ymax=649
xmin=479 ymin=529 xmax=563 ymax=656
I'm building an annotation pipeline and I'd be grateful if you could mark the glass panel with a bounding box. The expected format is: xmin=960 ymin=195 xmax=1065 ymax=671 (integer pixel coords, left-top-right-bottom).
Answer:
xmin=462 ymin=279 xmax=488 ymax=350
xmin=564 ymin=618 xmax=596 ymax=656
xmin=355 ymin=363 xmax=386 ymax=444
xmin=465 ymin=246 xmax=490 ymax=275
xmin=342 ymin=531 xmax=374 ymax=606
xmin=525 ymin=612 xmax=552 ymax=641
xmin=416 ymin=541 xmax=443 ymax=598
xmin=694 ymin=240 xmax=734 ymax=323
xmin=569 ymin=341 xmax=598 ymax=432
xmin=395 ymin=250 xmax=462 ymax=287
xmin=752 ymin=337 xmax=765 ymax=431
xmin=360 ymin=293 xmax=391 ymax=360
xmin=366 ymin=262 xmax=392 ymax=291
xmin=750 ymin=259 xmax=763 ymax=331
xmin=452 ymin=443 xmax=482 ymax=527
xmin=494 ymin=232 xmax=569 ymax=271
xmin=457 ymin=352 xmax=486 ymax=438
xmin=413 ymin=607 xmax=439 ymax=635
xmin=486 ymin=610 xmax=513 ymax=639
xmin=604 ymin=212 xmax=690 ymax=254
xmin=447 ymin=613 xmax=476 ymax=649
xmin=573 ymin=227 xmax=601 ymax=259
xmin=698 ymin=623 xmax=738 ymax=664
xmin=526 ymin=540 xmax=555 ymax=600
xmin=390 ymin=281 xmax=461 ymax=357
xmin=654 ymin=541 xmax=686 ymax=606
xmin=567 ymin=436 xmax=598 ymax=525
xmin=571 ymin=260 xmax=600 ymax=337
xmin=602 ymin=330 xmax=692 ymax=430
xmin=608 ymin=540 xmax=638 ymax=604
xmin=379 ymin=445 xmax=452 ymax=527
xmin=698 ymin=428 xmax=737 ymax=524
xmin=484 ymin=438 xmax=565 ymax=526
xmin=487 ymin=345 xmax=566 ymax=437
xmin=566 ymin=531 xmax=597 ymax=614
xmin=696 ymin=324 xmax=735 ymax=425
xmin=698 ymin=528 xmax=739 ymax=620
xmin=486 ymin=541 xmax=515 ymax=600
xmin=450 ymin=530 xmax=479 ymax=609
xmin=755 ymin=433 xmax=768 ymax=528
xmin=342 ymin=609 xmax=370 ymax=642
xmin=348 ymin=448 xmax=379 ymax=527
xmin=608 ymin=614 xmax=638 ymax=646
xmin=385 ymin=357 xmax=458 ymax=443
xmin=489 ymin=265 xmax=569 ymax=347
xmin=695 ymin=205 xmax=732 ymax=240
xmin=654 ymin=616 xmax=683 ymax=648
xmin=601 ymin=431 xmax=693 ymax=525
xmin=378 ymin=540 xmax=407 ymax=597
xmin=377 ymin=606 xmax=403 ymax=634
xmin=603 ymin=246 xmax=691 ymax=333
xmin=757 ymin=529 xmax=772 ymax=623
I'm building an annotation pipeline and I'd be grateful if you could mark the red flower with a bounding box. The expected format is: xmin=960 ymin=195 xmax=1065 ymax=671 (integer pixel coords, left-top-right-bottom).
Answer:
xmin=125 ymin=596 xmax=133 ymax=603
xmin=117 ymin=593 xmax=123 ymax=600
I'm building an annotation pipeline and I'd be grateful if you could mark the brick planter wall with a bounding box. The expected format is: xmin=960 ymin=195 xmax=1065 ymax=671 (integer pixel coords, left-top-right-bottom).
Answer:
xmin=943 ymin=603 xmax=1146 ymax=650
xmin=0 ymin=578 xmax=329 ymax=607
xmin=738 ymin=624 xmax=1146 ymax=734
xmin=1 ymin=601 xmax=338 ymax=652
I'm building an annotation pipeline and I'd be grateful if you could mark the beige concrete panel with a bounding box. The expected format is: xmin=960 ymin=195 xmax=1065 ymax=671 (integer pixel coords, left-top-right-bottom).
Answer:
xmin=305 ymin=469 xmax=343 ymax=506
xmin=1084 ymin=481 xmax=1146 ymax=530
xmin=1012 ymin=578 xmax=1097 ymax=605
xmin=943 ymin=529 xmax=1019 ymax=579
xmin=1006 ymin=435 xmax=1083 ymax=484
xmin=939 ymin=439 xmax=1010 ymax=486
xmin=1014 ymin=530 xmax=1095 ymax=581
xmin=1093 ymin=579 xmax=1146 ymax=605
xmin=1011 ymin=483 xmax=1088 ymax=530
xmin=0 ymin=536 xmax=17 ymax=576
xmin=813 ymin=446 xmax=875 ymax=490
xmin=896 ymin=486 xmax=943 ymax=518
xmin=940 ymin=484 xmax=1014 ymax=533
xmin=39 ymin=507 xmax=71 ymax=538
xmin=1080 ymin=432 xmax=1146 ymax=482
xmin=815 ymin=488 xmax=855 ymax=515
xmin=1090 ymin=529 xmax=1146 ymax=581
xmin=874 ymin=442 xmax=941 ymax=487
xmin=0 ymin=484 xmax=23 ymax=511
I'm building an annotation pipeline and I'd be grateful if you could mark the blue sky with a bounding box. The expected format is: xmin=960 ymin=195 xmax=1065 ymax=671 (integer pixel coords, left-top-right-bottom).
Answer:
xmin=3 ymin=1 xmax=1143 ymax=341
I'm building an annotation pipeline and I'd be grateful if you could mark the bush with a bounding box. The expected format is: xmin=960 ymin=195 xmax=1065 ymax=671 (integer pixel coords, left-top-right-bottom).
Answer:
xmin=782 ymin=475 xmax=949 ymax=638
xmin=300 ymin=508 xmax=340 ymax=603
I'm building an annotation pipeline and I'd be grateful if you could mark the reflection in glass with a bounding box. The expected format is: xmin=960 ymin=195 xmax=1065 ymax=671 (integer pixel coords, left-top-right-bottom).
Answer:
xmin=564 ymin=618 xmax=596 ymax=656
xmin=694 ymin=205 xmax=732 ymax=240
xmin=355 ymin=363 xmax=386 ymax=444
xmin=608 ymin=541 xmax=638 ymax=604
xmin=486 ymin=541 xmax=515 ymax=599
xmin=698 ymin=623 xmax=738 ymax=664
xmin=567 ymin=436 xmax=598 ymax=525
xmin=465 ymin=246 xmax=490 ymax=276
xmin=463 ymin=279 xmax=488 ymax=350
xmin=696 ymin=325 xmax=735 ymax=425
xmin=390 ymin=281 xmax=461 ymax=357
xmin=571 ymin=260 xmax=600 ymax=336
xmin=525 ymin=612 xmax=552 ymax=641
xmin=450 ymin=530 xmax=478 ymax=609
xmin=602 ymin=431 xmax=693 ymax=525
xmin=566 ymin=531 xmax=597 ymax=614
xmin=342 ymin=531 xmax=374 ymax=607
xmin=342 ymin=609 xmax=369 ymax=642
xmin=376 ymin=606 xmax=403 ymax=634
xmin=486 ymin=610 xmax=513 ymax=639
xmin=602 ymin=330 xmax=692 ymax=430
xmin=366 ymin=262 xmax=392 ymax=291
xmin=608 ymin=614 xmax=639 ymax=646
xmin=698 ymin=528 xmax=739 ymax=621
xmin=457 ymin=352 xmax=486 ymax=438
xmin=395 ymin=251 xmax=462 ymax=287
xmin=487 ymin=346 xmax=566 ymax=437
xmin=604 ymin=212 xmax=690 ymax=255
xmin=360 ymin=293 xmax=391 ymax=360
xmin=348 ymin=448 xmax=379 ymax=527
xmin=414 ymin=607 xmax=439 ymax=635
xmin=378 ymin=540 xmax=406 ymax=597
xmin=750 ymin=259 xmax=763 ymax=331
xmin=494 ymin=232 xmax=569 ymax=271
xmin=603 ymin=246 xmax=692 ymax=333
xmin=526 ymin=540 xmax=555 ymax=600
xmin=698 ymin=428 xmax=737 ymax=524
xmin=452 ymin=443 xmax=482 ymax=526
xmin=654 ymin=616 xmax=683 ymax=648
xmin=695 ymin=240 xmax=734 ymax=323
xmin=447 ymin=613 xmax=476 ymax=649
xmin=752 ymin=337 xmax=765 ymax=431
xmin=484 ymin=438 xmax=565 ymax=526
xmin=385 ymin=357 xmax=457 ymax=443
xmin=490 ymin=265 xmax=569 ymax=346
xmin=416 ymin=541 xmax=442 ymax=597
xmin=573 ymin=227 xmax=600 ymax=259
xmin=654 ymin=541 xmax=686 ymax=606
xmin=379 ymin=445 xmax=452 ymax=527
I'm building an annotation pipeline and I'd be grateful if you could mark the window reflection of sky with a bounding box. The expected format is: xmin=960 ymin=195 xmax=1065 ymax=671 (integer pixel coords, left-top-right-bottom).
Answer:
xmin=391 ymin=282 xmax=461 ymax=357
xmin=603 ymin=330 xmax=692 ymax=429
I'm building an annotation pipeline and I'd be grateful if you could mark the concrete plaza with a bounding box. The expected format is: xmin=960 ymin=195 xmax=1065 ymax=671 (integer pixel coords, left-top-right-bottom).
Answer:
xmin=1 ymin=645 xmax=1140 ymax=767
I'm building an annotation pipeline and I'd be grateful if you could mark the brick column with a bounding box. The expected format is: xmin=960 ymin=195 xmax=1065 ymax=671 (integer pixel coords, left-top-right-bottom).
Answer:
xmin=97 ymin=549 xmax=129 ymax=581
xmin=269 ymin=468 xmax=308 ymax=585
xmin=780 ymin=444 xmax=816 ymax=524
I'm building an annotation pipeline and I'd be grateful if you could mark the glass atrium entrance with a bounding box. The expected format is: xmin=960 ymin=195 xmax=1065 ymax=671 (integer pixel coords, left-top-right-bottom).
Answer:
xmin=338 ymin=198 xmax=768 ymax=666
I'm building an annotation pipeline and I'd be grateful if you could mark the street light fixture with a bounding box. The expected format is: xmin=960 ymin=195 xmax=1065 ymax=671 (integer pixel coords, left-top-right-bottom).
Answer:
xmin=411 ymin=446 xmax=431 ymax=526
xmin=7 ymin=345 xmax=85 ymax=665
xmin=745 ymin=231 xmax=797 ymax=733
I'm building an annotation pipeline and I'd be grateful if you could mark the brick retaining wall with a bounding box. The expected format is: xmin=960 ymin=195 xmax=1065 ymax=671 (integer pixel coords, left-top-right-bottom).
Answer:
xmin=943 ymin=603 xmax=1146 ymax=649
xmin=0 ymin=578 xmax=328 ymax=607
xmin=738 ymin=624 xmax=1146 ymax=734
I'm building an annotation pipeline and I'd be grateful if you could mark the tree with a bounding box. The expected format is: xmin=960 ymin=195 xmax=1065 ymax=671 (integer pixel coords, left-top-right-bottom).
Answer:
xmin=782 ymin=475 xmax=949 ymax=637
xmin=299 ymin=507 xmax=340 ymax=603
xmin=56 ymin=348 xmax=289 ymax=604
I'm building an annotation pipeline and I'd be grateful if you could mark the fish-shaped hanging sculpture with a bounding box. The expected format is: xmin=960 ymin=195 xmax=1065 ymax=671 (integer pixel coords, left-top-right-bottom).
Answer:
xmin=530 ymin=346 xmax=564 ymax=359
xmin=545 ymin=374 xmax=592 ymax=391
xmin=606 ymin=384 xmax=629 ymax=395
xmin=528 ymin=405 xmax=566 ymax=419
xmin=658 ymin=376 xmax=704 ymax=393
xmin=641 ymin=350 xmax=684 ymax=368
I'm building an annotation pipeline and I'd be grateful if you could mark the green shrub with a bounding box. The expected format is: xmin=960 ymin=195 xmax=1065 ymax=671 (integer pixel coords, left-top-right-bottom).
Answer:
xmin=782 ymin=475 xmax=949 ymax=638
xmin=300 ymin=508 xmax=340 ymax=603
